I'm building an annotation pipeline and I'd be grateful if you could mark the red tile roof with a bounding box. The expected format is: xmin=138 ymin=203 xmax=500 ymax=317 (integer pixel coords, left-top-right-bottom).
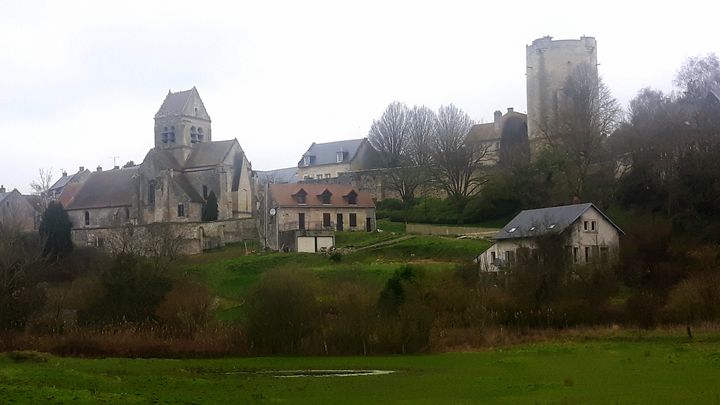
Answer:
xmin=270 ymin=183 xmax=375 ymax=208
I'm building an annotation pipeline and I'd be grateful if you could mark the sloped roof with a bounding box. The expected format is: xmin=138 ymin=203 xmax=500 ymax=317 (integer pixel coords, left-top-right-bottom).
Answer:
xmin=467 ymin=110 xmax=527 ymax=143
xmin=298 ymin=139 xmax=365 ymax=167
xmin=494 ymin=203 xmax=623 ymax=240
xmin=49 ymin=169 xmax=90 ymax=193
xmin=256 ymin=167 xmax=299 ymax=184
xmin=270 ymin=183 xmax=375 ymax=208
xmin=173 ymin=173 xmax=204 ymax=203
xmin=0 ymin=191 xmax=11 ymax=204
xmin=58 ymin=182 xmax=83 ymax=208
xmin=66 ymin=167 xmax=139 ymax=210
xmin=154 ymin=87 xmax=211 ymax=120
xmin=142 ymin=148 xmax=183 ymax=171
xmin=23 ymin=194 xmax=44 ymax=212
xmin=185 ymin=140 xmax=236 ymax=168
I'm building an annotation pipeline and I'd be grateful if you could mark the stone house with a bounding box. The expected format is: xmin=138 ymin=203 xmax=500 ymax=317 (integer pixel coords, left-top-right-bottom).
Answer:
xmin=476 ymin=203 xmax=623 ymax=272
xmin=265 ymin=183 xmax=376 ymax=252
xmin=48 ymin=168 xmax=91 ymax=200
xmin=297 ymin=138 xmax=381 ymax=180
xmin=467 ymin=108 xmax=529 ymax=166
xmin=63 ymin=88 xmax=255 ymax=247
xmin=0 ymin=186 xmax=41 ymax=232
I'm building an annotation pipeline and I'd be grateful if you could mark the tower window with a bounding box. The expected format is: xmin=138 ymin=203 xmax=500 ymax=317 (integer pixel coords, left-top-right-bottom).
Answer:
xmin=84 ymin=211 xmax=90 ymax=226
xmin=162 ymin=126 xmax=169 ymax=143
xmin=177 ymin=203 xmax=185 ymax=217
xmin=190 ymin=126 xmax=198 ymax=144
xmin=198 ymin=127 xmax=204 ymax=142
xmin=169 ymin=127 xmax=176 ymax=143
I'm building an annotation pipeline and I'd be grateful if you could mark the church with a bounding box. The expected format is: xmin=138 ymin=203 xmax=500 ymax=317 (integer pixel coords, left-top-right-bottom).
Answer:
xmin=62 ymin=88 xmax=255 ymax=245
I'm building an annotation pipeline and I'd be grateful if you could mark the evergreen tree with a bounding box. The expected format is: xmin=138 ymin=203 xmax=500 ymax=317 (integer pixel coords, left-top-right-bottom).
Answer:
xmin=201 ymin=191 xmax=219 ymax=221
xmin=39 ymin=201 xmax=73 ymax=259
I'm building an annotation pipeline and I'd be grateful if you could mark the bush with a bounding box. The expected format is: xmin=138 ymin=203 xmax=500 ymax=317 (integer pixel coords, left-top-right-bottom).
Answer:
xmin=663 ymin=272 xmax=720 ymax=323
xmin=39 ymin=201 xmax=73 ymax=259
xmin=155 ymin=279 xmax=215 ymax=337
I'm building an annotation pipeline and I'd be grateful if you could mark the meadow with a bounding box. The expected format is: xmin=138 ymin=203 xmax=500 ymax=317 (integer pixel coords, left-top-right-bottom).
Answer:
xmin=2 ymin=335 xmax=720 ymax=404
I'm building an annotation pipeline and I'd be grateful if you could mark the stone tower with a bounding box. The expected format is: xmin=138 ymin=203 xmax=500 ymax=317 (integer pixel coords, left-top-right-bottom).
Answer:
xmin=154 ymin=87 xmax=212 ymax=163
xmin=526 ymin=36 xmax=597 ymax=149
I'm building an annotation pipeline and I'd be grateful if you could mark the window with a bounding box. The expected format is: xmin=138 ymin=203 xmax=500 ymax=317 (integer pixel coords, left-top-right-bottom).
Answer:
xmin=203 ymin=185 xmax=208 ymax=200
xmin=162 ymin=127 xmax=169 ymax=143
xmin=336 ymin=151 xmax=345 ymax=162
xmin=591 ymin=221 xmax=596 ymax=231
xmin=190 ymin=126 xmax=198 ymax=144
xmin=302 ymin=155 xmax=312 ymax=166
xmin=169 ymin=127 xmax=176 ymax=143
xmin=197 ymin=127 xmax=204 ymax=142
xmin=573 ymin=247 xmax=579 ymax=263
xmin=349 ymin=213 xmax=357 ymax=227
xmin=505 ymin=250 xmax=515 ymax=265
xmin=177 ymin=203 xmax=185 ymax=217
xmin=320 ymin=190 xmax=332 ymax=204
xmin=325 ymin=173 xmax=331 ymax=178
xmin=298 ymin=213 xmax=305 ymax=230
xmin=584 ymin=221 xmax=588 ymax=231
xmin=490 ymin=251 xmax=496 ymax=262
xmin=84 ymin=211 xmax=90 ymax=226
xmin=316 ymin=174 xmax=323 ymax=179
xmin=323 ymin=213 xmax=331 ymax=228
xmin=508 ymin=227 xmax=517 ymax=233
xmin=148 ymin=181 xmax=155 ymax=204
xmin=584 ymin=246 xmax=590 ymax=262
xmin=346 ymin=191 xmax=358 ymax=205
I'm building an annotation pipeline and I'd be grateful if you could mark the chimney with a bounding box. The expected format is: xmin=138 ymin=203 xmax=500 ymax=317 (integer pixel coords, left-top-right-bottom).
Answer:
xmin=507 ymin=107 xmax=514 ymax=113
xmin=0 ymin=185 xmax=5 ymax=193
xmin=79 ymin=166 xmax=85 ymax=172
xmin=493 ymin=110 xmax=502 ymax=129
xmin=113 ymin=165 xmax=120 ymax=170
xmin=96 ymin=166 xmax=102 ymax=172
xmin=62 ymin=170 xmax=68 ymax=177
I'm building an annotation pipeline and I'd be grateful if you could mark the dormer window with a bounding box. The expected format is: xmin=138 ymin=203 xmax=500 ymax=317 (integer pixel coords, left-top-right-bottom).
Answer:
xmin=336 ymin=151 xmax=347 ymax=163
xmin=345 ymin=190 xmax=358 ymax=205
xmin=319 ymin=189 xmax=332 ymax=204
xmin=293 ymin=189 xmax=307 ymax=204
xmin=190 ymin=126 xmax=198 ymax=144
xmin=302 ymin=155 xmax=314 ymax=167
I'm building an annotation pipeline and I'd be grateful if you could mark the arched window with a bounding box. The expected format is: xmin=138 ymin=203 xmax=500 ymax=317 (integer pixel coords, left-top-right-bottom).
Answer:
xmin=190 ymin=126 xmax=197 ymax=144
xmin=169 ymin=126 xmax=176 ymax=143
xmin=148 ymin=181 xmax=156 ymax=204
xmin=162 ymin=126 xmax=169 ymax=143
xmin=197 ymin=127 xmax=204 ymax=142
xmin=84 ymin=211 xmax=90 ymax=226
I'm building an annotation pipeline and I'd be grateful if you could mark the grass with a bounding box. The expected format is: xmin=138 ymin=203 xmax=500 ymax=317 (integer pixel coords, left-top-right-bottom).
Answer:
xmin=2 ymin=337 xmax=720 ymax=403
xmin=334 ymin=230 xmax=398 ymax=248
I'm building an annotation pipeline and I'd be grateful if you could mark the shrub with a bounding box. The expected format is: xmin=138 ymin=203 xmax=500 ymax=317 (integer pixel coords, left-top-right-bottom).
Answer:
xmin=7 ymin=350 xmax=49 ymax=363
xmin=663 ymin=272 xmax=720 ymax=323
xmin=155 ymin=279 xmax=215 ymax=337
xmin=39 ymin=201 xmax=73 ymax=259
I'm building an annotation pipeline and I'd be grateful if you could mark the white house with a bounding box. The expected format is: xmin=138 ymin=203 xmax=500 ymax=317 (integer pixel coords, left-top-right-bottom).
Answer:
xmin=475 ymin=203 xmax=624 ymax=272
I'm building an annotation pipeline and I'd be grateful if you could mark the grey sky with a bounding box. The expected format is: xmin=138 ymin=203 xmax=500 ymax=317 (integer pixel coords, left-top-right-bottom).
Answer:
xmin=1 ymin=0 xmax=718 ymax=194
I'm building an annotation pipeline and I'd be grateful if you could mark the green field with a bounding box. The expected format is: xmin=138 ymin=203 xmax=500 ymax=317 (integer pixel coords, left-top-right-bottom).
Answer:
xmin=3 ymin=337 xmax=720 ymax=404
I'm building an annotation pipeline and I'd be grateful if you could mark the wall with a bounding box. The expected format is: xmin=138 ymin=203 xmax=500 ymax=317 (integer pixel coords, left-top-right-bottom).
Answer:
xmin=70 ymin=217 xmax=257 ymax=256
xmin=275 ymin=206 xmax=376 ymax=232
xmin=0 ymin=192 xmax=39 ymax=232
xmin=297 ymin=162 xmax=352 ymax=180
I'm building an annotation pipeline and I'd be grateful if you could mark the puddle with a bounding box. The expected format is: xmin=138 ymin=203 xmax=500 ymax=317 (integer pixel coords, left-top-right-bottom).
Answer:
xmin=224 ymin=369 xmax=396 ymax=378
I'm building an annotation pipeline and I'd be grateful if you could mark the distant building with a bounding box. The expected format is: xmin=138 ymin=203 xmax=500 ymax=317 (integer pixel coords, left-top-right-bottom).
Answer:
xmin=48 ymin=168 xmax=91 ymax=201
xmin=526 ymin=36 xmax=598 ymax=151
xmin=475 ymin=203 xmax=623 ymax=272
xmin=256 ymin=167 xmax=299 ymax=184
xmin=0 ymin=186 xmax=41 ymax=232
xmin=297 ymin=139 xmax=381 ymax=180
xmin=266 ymin=183 xmax=376 ymax=252
xmin=467 ymin=107 xmax=529 ymax=166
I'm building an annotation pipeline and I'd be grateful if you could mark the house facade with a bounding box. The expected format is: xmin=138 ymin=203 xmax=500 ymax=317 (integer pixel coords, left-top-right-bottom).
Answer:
xmin=297 ymin=139 xmax=381 ymax=180
xmin=266 ymin=183 xmax=376 ymax=252
xmin=476 ymin=203 xmax=623 ymax=271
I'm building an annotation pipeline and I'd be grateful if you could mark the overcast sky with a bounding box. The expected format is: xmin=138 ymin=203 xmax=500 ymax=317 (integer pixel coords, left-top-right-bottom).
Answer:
xmin=1 ymin=0 xmax=718 ymax=193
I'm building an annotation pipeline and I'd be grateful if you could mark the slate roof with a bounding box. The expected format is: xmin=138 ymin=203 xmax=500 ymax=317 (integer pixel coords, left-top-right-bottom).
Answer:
xmin=154 ymin=87 xmax=211 ymax=120
xmin=494 ymin=203 xmax=623 ymax=240
xmin=467 ymin=110 xmax=527 ymax=143
xmin=256 ymin=167 xmax=299 ymax=184
xmin=49 ymin=169 xmax=90 ymax=193
xmin=66 ymin=167 xmax=139 ymax=210
xmin=298 ymin=139 xmax=365 ymax=167
xmin=23 ymin=195 xmax=44 ymax=212
xmin=0 ymin=191 xmax=10 ymax=204
xmin=185 ymin=140 xmax=236 ymax=168
xmin=173 ymin=173 xmax=204 ymax=203
xmin=270 ymin=183 xmax=375 ymax=208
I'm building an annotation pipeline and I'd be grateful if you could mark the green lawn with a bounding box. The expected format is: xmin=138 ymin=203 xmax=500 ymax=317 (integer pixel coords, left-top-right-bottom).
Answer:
xmin=3 ymin=337 xmax=720 ymax=404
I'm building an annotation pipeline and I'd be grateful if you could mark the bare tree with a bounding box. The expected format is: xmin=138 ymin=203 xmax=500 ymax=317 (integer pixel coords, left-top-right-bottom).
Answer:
xmin=368 ymin=102 xmax=410 ymax=167
xmin=430 ymin=104 xmax=489 ymax=221
xmin=407 ymin=105 xmax=436 ymax=167
xmin=674 ymin=53 xmax=720 ymax=102
xmin=539 ymin=63 xmax=621 ymax=198
xmin=30 ymin=168 xmax=54 ymax=209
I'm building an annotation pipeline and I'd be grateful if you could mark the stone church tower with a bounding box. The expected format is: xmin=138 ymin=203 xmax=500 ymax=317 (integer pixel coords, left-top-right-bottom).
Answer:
xmin=154 ymin=87 xmax=213 ymax=163
xmin=526 ymin=36 xmax=598 ymax=150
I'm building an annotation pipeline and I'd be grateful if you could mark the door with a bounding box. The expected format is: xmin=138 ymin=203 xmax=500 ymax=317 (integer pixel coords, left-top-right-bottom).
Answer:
xmin=366 ymin=217 xmax=372 ymax=232
xmin=298 ymin=213 xmax=305 ymax=230
xmin=323 ymin=213 xmax=331 ymax=228
xmin=336 ymin=213 xmax=344 ymax=231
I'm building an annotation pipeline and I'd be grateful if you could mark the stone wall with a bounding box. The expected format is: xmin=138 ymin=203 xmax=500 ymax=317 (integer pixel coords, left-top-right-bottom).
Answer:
xmin=71 ymin=217 xmax=258 ymax=256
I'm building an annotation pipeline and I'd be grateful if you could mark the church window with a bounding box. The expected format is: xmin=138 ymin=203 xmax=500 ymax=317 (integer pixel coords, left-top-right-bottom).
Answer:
xmin=84 ymin=211 xmax=90 ymax=226
xmin=198 ymin=127 xmax=204 ymax=142
xmin=169 ymin=127 xmax=176 ymax=143
xmin=203 ymin=185 xmax=208 ymax=199
xmin=148 ymin=181 xmax=155 ymax=204
xmin=190 ymin=126 xmax=198 ymax=144
xmin=177 ymin=203 xmax=185 ymax=217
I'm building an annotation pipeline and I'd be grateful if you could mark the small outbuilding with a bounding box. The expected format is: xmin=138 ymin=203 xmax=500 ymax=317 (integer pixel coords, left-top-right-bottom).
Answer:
xmin=475 ymin=203 xmax=624 ymax=271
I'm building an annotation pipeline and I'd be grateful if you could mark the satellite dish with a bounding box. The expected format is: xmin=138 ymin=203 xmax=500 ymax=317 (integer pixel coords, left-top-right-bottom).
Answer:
xmin=269 ymin=208 xmax=277 ymax=216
